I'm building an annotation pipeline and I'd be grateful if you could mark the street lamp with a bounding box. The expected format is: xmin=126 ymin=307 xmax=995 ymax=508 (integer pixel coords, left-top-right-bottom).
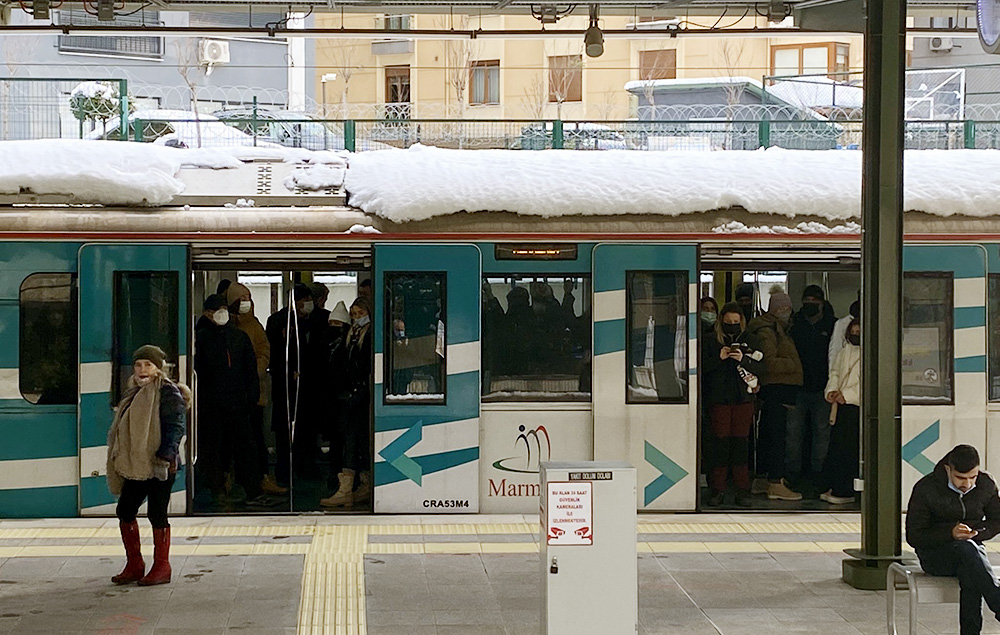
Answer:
xmin=320 ymin=73 xmax=337 ymax=119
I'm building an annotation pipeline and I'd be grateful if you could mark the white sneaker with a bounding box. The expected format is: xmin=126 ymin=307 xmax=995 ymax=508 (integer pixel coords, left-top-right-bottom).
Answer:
xmin=820 ymin=490 xmax=855 ymax=505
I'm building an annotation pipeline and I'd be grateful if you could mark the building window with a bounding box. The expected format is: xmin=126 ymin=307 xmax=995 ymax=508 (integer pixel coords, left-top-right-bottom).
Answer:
xmin=385 ymin=272 xmax=446 ymax=404
xmin=548 ymin=55 xmax=583 ymax=103
xmin=383 ymin=14 xmax=411 ymax=30
xmin=639 ymin=49 xmax=677 ymax=81
xmin=57 ymin=9 xmax=163 ymax=59
xmin=481 ymin=275 xmax=591 ymax=402
xmin=114 ymin=272 xmax=179 ymax=403
xmin=470 ymin=60 xmax=500 ymax=106
xmin=626 ymin=271 xmax=688 ymax=404
xmin=902 ymin=272 xmax=953 ymax=404
xmin=770 ymin=43 xmax=850 ymax=78
xmin=19 ymin=274 xmax=77 ymax=405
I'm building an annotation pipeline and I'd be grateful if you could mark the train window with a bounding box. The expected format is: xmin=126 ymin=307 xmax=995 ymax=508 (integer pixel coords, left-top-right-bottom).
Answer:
xmin=385 ymin=272 xmax=446 ymax=404
xmin=902 ymin=273 xmax=954 ymax=405
xmin=626 ymin=271 xmax=689 ymax=404
xmin=19 ymin=273 xmax=78 ymax=405
xmin=991 ymin=275 xmax=1000 ymax=401
xmin=481 ymin=276 xmax=592 ymax=402
xmin=113 ymin=272 xmax=179 ymax=403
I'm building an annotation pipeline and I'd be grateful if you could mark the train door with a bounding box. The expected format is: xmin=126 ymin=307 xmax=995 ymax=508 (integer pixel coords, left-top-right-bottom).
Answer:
xmin=78 ymin=244 xmax=189 ymax=516
xmin=901 ymin=245 xmax=987 ymax=506
xmin=189 ymin=255 xmax=372 ymax=514
xmin=373 ymin=244 xmax=481 ymax=513
xmin=592 ymin=244 xmax=698 ymax=511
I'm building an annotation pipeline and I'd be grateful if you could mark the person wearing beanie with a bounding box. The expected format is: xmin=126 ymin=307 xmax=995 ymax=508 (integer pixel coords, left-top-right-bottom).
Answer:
xmin=788 ymin=285 xmax=838 ymax=492
xmin=195 ymin=292 xmax=270 ymax=510
xmin=735 ymin=283 xmax=756 ymax=323
xmin=107 ymin=345 xmax=189 ymax=586
xmin=225 ymin=283 xmax=285 ymax=496
xmin=748 ymin=289 xmax=804 ymax=502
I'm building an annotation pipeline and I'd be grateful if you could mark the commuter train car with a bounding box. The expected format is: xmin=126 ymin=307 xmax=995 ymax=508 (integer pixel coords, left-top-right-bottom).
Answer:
xmin=0 ymin=157 xmax=995 ymax=518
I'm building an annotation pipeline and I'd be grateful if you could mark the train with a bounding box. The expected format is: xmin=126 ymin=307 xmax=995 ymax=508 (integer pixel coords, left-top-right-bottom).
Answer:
xmin=0 ymin=148 xmax=996 ymax=518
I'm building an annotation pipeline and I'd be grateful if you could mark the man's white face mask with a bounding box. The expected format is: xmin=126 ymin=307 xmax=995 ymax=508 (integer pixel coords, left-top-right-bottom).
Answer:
xmin=239 ymin=300 xmax=252 ymax=314
xmin=212 ymin=308 xmax=230 ymax=326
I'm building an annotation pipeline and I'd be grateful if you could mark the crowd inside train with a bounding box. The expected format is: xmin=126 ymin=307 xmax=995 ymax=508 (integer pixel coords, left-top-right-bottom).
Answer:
xmin=192 ymin=278 xmax=374 ymax=511
xmin=700 ymin=283 xmax=862 ymax=507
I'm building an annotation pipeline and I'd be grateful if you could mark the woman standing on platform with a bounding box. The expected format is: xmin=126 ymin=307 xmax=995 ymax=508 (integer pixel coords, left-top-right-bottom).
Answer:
xmin=820 ymin=319 xmax=862 ymax=505
xmin=106 ymin=345 xmax=188 ymax=586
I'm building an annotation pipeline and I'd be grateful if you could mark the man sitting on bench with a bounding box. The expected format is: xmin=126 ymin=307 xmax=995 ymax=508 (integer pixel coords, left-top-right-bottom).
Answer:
xmin=906 ymin=444 xmax=1000 ymax=635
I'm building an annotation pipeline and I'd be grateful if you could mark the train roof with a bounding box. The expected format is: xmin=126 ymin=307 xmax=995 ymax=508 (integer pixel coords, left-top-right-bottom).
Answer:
xmin=2 ymin=140 xmax=1000 ymax=235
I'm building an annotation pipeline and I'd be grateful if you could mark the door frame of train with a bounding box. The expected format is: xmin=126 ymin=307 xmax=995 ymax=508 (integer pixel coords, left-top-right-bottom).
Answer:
xmin=372 ymin=243 xmax=482 ymax=513
xmin=592 ymin=243 xmax=699 ymax=511
xmin=77 ymin=243 xmax=190 ymax=516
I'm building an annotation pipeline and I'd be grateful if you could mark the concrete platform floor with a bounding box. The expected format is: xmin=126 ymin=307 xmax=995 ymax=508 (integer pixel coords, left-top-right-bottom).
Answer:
xmin=0 ymin=512 xmax=994 ymax=635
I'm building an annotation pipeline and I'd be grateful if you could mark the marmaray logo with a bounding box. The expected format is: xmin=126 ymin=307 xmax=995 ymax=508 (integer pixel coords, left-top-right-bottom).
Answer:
xmin=493 ymin=424 xmax=551 ymax=474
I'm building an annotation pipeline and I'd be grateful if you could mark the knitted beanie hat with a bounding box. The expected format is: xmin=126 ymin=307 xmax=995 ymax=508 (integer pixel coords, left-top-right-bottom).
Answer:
xmin=133 ymin=345 xmax=166 ymax=369
xmin=768 ymin=292 xmax=792 ymax=313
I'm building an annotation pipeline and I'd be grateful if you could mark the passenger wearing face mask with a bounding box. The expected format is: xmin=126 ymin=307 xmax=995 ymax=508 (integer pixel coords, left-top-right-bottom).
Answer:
xmin=194 ymin=294 xmax=268 ymax=509
xmin=320 ymin=300 xmax=352 ymax=486
xmin=225 ymin=283 xmax=285 ymax=496
xmin=747 ymin=290 xmax=804 ymax=501
xmin=265 ymin=284 xmax=316 ymax=487
xmin=829 ymin=297 xmax=860 ymax=371
xmin=322 ymin=297 xmax=373 ymax=508
xmin=700 ymin=296 xmax=719 ymax=335
xmin=702 ymin=303 xmax=765 ymax=507
xmin=787 ymin=285 xmax=837 ymax=492
xmin=820 ymin=319 xmax=862 ymax=505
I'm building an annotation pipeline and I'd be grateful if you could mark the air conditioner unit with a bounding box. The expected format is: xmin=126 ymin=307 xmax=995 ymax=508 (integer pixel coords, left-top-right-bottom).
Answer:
xmin=929 ymin=36 xmax=954 ymax=52
xmin=198 ymin=39 xmax=231 ymax=65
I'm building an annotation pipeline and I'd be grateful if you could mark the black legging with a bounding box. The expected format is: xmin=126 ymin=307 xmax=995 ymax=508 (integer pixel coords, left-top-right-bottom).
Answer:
xmin=116 ymin=475 xmax=176 ymax=528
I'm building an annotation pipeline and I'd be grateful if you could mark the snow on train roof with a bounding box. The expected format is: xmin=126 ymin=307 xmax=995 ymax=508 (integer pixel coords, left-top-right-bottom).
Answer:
xmin=3 ymin=139 xmax=1000 ymax=221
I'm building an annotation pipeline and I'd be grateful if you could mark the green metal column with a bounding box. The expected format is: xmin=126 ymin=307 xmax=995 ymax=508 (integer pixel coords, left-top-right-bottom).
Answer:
xmin=118 ymin=79 xmax=129 ymax=141
xmin=344 ymin=120 xmax=356 ymax=152
xmin=843 ymin=0 xmax=905 ymax=590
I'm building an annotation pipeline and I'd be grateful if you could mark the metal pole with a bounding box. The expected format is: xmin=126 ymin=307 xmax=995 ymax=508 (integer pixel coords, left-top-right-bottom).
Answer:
xmin=118 ymin=79 xmax=129 ymax=141
xmin=843 ymin=0 xmax=905 ymax=591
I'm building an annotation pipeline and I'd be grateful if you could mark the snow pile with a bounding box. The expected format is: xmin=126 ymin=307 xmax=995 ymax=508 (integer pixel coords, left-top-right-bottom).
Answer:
xmin=712 ymin=220 xmax=862 ymax=234
xmin=769 ymin=78 xmax=864 ymax=110
xmin=223 ymin=146 xmax=349 ymax=165
xmin=344 ymin=224 xmax=381 ymax=234
xmin=283 ymin=164 xmax=346 ymax=191
xmin=345 ymin=145 xmax=1000 ymax=223
xmin=71 ymin=81 xmax=115 ymax=100
xmin=0 ymin=139 xmax=240 ymax=205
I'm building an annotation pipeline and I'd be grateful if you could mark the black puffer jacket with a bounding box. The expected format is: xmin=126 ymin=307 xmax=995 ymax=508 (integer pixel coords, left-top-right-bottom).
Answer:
xmin=789 ymin=303 xmax=836 ymax=392
xmin=701 ymin=331 xmax=765 ymax=406
xmin=194 ymin=323 xmax=259 ymax=413
xmin=906 ymin=457 xmax=1000 ymax=551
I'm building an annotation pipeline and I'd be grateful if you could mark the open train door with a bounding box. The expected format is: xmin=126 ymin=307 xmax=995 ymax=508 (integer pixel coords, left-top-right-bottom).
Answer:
xmin=78 ymin=244 xmax=189 ymax=516
xmin=592 ymin=244 xmax=699 ymax=511
xmin=373 ymin=244 xmax=481 ymax=513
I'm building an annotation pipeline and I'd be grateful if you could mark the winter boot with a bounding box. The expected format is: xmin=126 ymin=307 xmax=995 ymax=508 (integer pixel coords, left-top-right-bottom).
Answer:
xmin=138 ymin=527 xmax=171 ymax=586
xmin=261 ymin=474 xmax=288 ymax=495
xmin=354 ymin=471 xmax=372 ymax=503
xmin=320 ymin=469 xmax=355 ymax=507
xmin=111 ymin=521 xmax=145 ymax=585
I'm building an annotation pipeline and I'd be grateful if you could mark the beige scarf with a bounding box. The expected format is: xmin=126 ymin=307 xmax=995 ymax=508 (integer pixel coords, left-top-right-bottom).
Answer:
xmin=106 ymin=373 xmax=169 ymax=496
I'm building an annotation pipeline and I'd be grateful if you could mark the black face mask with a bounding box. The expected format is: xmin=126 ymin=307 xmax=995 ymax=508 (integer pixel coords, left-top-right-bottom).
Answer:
xmin=722 ymin=323 xmax=742 ymax=337
xmin=800 ymin=303 xmax=821 ymax=318
xmin=847 ymin=334 xmax=860 ymax=346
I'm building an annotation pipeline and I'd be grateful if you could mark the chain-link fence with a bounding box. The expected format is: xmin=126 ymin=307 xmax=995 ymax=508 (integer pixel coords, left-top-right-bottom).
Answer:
xmin=0 ymin=77 xmax=129 ymax=142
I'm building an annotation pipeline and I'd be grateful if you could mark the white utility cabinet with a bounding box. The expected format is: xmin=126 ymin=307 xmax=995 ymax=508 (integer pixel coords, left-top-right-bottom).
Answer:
xmin=540 ymin=461 xmax=637 ymax=635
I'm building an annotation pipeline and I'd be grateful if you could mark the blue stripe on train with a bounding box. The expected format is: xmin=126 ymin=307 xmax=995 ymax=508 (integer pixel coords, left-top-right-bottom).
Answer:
xmin=955 ymin=307 xmax=986 ymax=330
xmin=374 ymin=371 xmax=479 ymax=433
xmin=80 ymin=465 xmax=187 ymax=510
xmin=0 ymin=406 xmax=77 ymax=461
xmin=374 ymin=446 xmax=479 ymax=487
xmin=0 ymin=485 xmax=77 ymax=518
xmin=955 ymin=355 xmax=987 ymax=373
xmin=904 ymin=246 xmax=985 ymax=279
xmin=594 ymin=319 xmax=625 ymax=357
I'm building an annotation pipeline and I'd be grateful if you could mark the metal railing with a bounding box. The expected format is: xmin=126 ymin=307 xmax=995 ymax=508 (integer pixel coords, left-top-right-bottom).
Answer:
xmin=0 ymin=77 xmax=129 ymax=142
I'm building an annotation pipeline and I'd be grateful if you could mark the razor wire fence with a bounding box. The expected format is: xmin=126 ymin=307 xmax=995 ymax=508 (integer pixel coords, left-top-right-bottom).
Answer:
xmin=0 ymin=77 xmax=130 ymax=142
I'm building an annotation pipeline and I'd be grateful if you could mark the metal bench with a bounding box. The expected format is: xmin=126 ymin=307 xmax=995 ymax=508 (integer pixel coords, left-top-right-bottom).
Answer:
xmin=886 ymin=561 xmax=1000 ymax=635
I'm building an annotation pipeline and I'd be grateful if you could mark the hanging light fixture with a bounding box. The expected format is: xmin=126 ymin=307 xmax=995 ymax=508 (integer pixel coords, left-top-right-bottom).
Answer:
xmin=584 ymin=4 xmax=604 ymax=58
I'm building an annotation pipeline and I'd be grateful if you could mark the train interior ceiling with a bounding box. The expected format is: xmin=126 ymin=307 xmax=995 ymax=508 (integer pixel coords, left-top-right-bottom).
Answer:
xmin=175 ymin=244 xmax=874 ymax=514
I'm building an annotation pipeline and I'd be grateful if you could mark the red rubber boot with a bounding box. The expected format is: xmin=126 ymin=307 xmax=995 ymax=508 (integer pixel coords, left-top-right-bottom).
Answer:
xmin=137 ymin=527 xmax=171 ymax=586
xmin=111 ymin=521 xmax=145 ymax=585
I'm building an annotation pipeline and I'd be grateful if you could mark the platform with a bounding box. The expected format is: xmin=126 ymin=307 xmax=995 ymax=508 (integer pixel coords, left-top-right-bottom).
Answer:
xmin=0 ymin=512 xmax=994 ymax=635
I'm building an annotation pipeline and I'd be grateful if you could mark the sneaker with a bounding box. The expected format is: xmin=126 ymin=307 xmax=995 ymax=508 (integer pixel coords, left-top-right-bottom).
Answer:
xmin=820 ymin=490 xmax=855 ymax=505
xmin=246 ymin=494 xmax=276 ymax=509
xmin=751 ymin=477 xmax=769 ymax=495
xmin=735 ymin=491 xmax=753 ymax=508
xmin=706 ymin=491 xmax=725 ymax=507
xmin=767 ymin=479 xmax=803 ymax=501
xmin=261 ymin=475 xmax=288 ymax=495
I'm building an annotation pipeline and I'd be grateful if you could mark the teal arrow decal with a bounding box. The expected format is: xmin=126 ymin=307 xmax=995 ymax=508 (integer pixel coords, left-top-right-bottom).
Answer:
xmin=378 ymin=419 xmax=423 ymax=485
xmin=902 ymin=420 xmax=940 ymax=476
xmin=644 ymin=441 xmax=688 ymax=506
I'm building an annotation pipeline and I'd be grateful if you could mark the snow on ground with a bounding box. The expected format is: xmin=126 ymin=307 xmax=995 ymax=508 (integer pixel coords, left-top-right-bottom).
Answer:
xmin=345 ymin=145 xmax=1000 ymax=223
xmin=0 ymin=139 xmax=241 ymax=205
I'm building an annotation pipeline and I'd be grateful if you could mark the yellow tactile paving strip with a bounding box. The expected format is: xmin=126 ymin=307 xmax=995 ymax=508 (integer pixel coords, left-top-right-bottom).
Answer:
xmin=0 ymin=519 xmax=893 ymax=635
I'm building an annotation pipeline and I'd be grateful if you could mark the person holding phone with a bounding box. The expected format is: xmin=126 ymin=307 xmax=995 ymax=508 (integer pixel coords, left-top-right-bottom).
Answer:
xmin=906 ymin=445 xmax=1000 ymax=635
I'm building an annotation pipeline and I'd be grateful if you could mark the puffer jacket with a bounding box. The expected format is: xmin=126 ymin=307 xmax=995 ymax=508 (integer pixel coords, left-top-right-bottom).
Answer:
xmin=747 ymin=313 xmax=803 ymax=387
xmin=906 ymin=457 xmax=1000 ymax=551
xmin=233 ymin=312 xmax=269 ymax=407
xmin=701 ymin=331 xmax=765 ymax=406
xmin=825 ymin=343 xmax=860 ymax=406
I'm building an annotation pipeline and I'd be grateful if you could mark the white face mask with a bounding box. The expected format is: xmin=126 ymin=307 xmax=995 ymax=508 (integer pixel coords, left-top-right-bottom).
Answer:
xmin=212 ymin=308 xmax=230 ymax=326
xmin=353 ymin=314 xmax=370 ymax=327
xmin=301 ymin=301 xmax=314 ymax=316
xmin=239 ymin=300 xmax=252 ymax=314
